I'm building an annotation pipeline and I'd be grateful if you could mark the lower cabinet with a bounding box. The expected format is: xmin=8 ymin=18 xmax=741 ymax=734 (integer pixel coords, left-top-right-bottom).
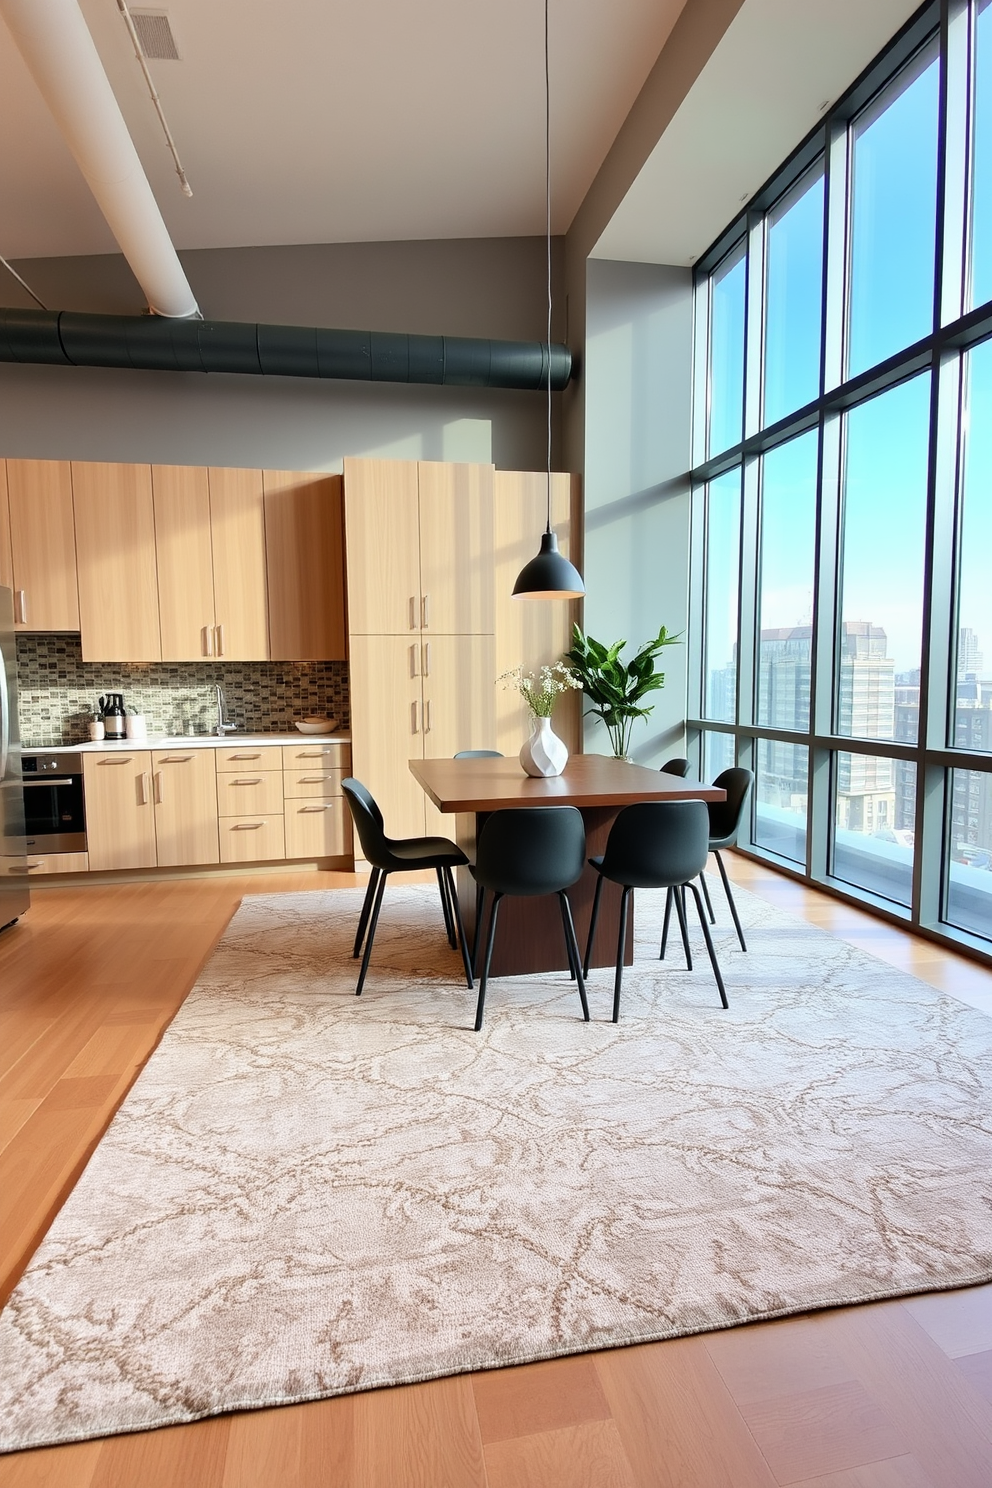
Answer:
xmin=218 ymin=814 xmax=286 ymax=864
xmin=82 ymin=752 xmax=158 ymax=871
xmin=152 ymin=750 xmax=220 ymax=866
xmin=25 ymin=852 xmax=89 ymax=875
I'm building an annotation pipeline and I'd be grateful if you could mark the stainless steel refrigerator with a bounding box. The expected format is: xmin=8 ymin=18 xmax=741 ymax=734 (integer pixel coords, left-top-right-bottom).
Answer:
xmin=0 ymin=585 xmax=29 ymax=931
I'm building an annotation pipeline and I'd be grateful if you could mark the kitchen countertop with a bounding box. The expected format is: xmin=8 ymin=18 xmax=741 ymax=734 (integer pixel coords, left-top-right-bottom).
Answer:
xmin=23 ymin=733 xmax=351 ymax=754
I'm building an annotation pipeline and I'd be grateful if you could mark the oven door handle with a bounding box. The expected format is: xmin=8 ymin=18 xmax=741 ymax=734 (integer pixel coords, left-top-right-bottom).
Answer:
xmin=22 ymin=778 xmax=77 ymax=787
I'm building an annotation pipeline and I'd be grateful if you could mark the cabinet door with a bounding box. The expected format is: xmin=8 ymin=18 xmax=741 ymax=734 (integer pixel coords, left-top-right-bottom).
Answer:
xmin=83 ymin=752 xmax=157 ymax=870
xmin=342 ymin=458 xmax=421 ymax=635
xmin=151 ymin=749 xmax=219 ymax=866
xmin=153 ymin=465 xmax=216 ymax=661
xmin=73 ymin=463 xmax=161 ymax=661
xmin=6 ymin=459 xmax=80 ymax=631
xmin=348 ymin=634 xmax=426 ymax=841
xmin=284 ymin=796 xmax=351 ymax=858
xmin=421 ymin=634 xmax=496 ymax=834
xmin=0 ymin=462 xmax=12 ymax=592
xmin=263 ymin=470 xmax=346 ymax=660
xmin=418 ymin=462 xmax=494 ymax=635
xmin=493 ymin=471 xmax=581 ymax=756
xmin=209 ymin=467 xmax=269 ymax=660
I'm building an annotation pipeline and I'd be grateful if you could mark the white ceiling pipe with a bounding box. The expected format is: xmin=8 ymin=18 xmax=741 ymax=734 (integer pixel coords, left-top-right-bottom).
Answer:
xmin=0 ymin=0 xmax=198 ymax=318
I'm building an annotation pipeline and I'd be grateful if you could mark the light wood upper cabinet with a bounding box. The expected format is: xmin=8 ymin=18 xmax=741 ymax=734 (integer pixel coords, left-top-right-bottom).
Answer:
xmin=208 ymin=467 xmax=269 ymax=660
xmin=263 ymin=470 xmax=347 ymax=660
xmin=343 ymin=458 xmax=421 ymax=634
xmin=152 ymin=465 xmax=269 ymax=661
xmin=73 ymin=462 xmax=161 ymax=662
xmin=82 ymin=751 xmax=157 ymax=870
xmin=151 ymin=748 xmax=220 ymax=867
xmin=418 ymin=462 xmax=494 ymax=635
xmin=494 ymin=470 xmax=581 ymax=756
xmin=153 ymin=464 xmax=216 ymax=661
xmin=0 ymin=461 xmax=11 ymax=592
xmin=5 ymin=459 xmax=80 ymax=631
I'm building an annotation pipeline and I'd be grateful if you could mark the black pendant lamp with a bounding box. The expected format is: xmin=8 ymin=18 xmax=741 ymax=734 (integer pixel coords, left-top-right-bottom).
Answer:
xmin=512 ymin=0 xmax=584 ymax=601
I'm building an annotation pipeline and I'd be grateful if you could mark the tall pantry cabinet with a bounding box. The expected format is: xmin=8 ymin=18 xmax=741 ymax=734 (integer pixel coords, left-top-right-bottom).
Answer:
xmin=344 ymin=459 xmax=496 ymax=838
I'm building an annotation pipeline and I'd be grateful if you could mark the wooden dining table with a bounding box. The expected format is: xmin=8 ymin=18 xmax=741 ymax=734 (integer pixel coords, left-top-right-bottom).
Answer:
xmin=409 ymin=754 xmax=726 ymax=977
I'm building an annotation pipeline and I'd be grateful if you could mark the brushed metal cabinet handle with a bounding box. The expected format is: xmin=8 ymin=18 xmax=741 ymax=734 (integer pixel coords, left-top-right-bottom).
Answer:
xmin=100 ymin=757 xmax=133 ymax=765
xmin=202 ymin=624 xmax=213 ymax=657
xmin=421 ymin=592 xmax=430 ymax=628
xmin=423 ymin=642 xmax=431 ymax=676
xmin=409 ymin=596 xmax=417 ymax=630
xmin=16 ymin=590 xmax=26 ymax=624
xmin=410 ymin=643 xmax=419 ymax=678
xmin=411 ymin=700 xmax=419 ymax=734
xmin=232 ymin=821 xmax=265 ymax=830
xmin=301 ymin=803 xmax=335 ymax=812
xmin=153 ymin=771 xmax=163 ymax=804
xmin=139 ymin=772 xmax=150 ymax=805
xmin=216 ymin=623 xmax=225 ymax=656
xmin=229 ymin=752 xmax=262 ymax=759
xmin=231 ymin=777 xmax=263 ymax=785
xmin=159 ymin=754 xmax=194 ymax=763
xmin=425 ymin=698 xmax=432 ymax=733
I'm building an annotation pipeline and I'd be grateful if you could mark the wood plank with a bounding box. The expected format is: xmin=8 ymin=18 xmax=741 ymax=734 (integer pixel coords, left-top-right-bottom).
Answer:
xmin=0 ymin=1436 xmax=102 ymax=1487
xmin=472 ymin=1354 xmax=611 ymax=1444
xmin=410 ymin=753 xmax=725 ymax=814
xmin=483 ymin=1419 xmax=636 ymax=1488
xmin=348 ymin=1375 xmax=487 ymax=1487
xmin=5 ymin=458 xmax=79 ymax=631
xmin=786 ymin=1457 xmax=938 ymax=1487
xmin=89 ymin=1415 xmax=231 ymax=1488
xmin=740 ymin=1378 xmax=905 ymax=1484
xmin=418 ymin=461 xmax=494 ymax=636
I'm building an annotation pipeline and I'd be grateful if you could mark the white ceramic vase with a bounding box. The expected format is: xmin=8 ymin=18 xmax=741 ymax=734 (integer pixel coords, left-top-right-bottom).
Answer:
xmin=520 ymin=715 xmax=568 ymax=778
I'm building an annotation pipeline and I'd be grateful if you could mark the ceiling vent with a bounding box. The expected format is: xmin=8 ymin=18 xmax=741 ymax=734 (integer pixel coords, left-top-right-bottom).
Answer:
xmin=130 ymin=11 xmax=180 ymax=61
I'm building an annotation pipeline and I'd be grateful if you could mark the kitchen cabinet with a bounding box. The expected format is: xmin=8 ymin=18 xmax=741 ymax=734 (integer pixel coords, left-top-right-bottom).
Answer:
xmin=493 ymin=470 xmax=581 ymax=757
xmin=4 ymin=459 xmax=80 ymax=631
xmin=153 ymin=465 xmax=270 ymax=661
xmin=218 ymin=814 xmax=285 ymax=865
xmin=25 ymin=852 xmax=89 ymax=875
xmin=0 ymin=461 xmax=12 ymax=591
xmin=284 ymin=795 xmax=349 ymax=858
xmin=72 ymin=462 xmax=161 ymax=662
xmin=420 ymin=633 xmax=496 ymax=835
xmin=82 ymin=751 xmax=157 ymax=870
xmin=151 ymin=748 xmax=219 ymax=867
xmin=263 ymin=470 xmax=347 ymax=660
xmin=343 ymin=459 xmax=494 ymax=636
xmin=348 ymin=634 xmax=427 ymax=837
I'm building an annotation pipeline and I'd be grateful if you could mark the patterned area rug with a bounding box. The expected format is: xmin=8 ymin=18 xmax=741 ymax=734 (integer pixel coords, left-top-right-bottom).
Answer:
xmin=2 ymin=880 xmax=992 ymax=1452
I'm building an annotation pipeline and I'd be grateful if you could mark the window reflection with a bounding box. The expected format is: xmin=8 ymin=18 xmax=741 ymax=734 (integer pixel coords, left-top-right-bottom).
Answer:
xmin=837 ymin=376 xmax=930 ymax=745
xmin=848 ymin=44 xmax=939 ymax=377
xmin=764 ymin=167 xmax=824 ymax=426
xmin=754 ymin=739 xmax=808 ymax=864
xmin=945 ymin=768 xmax=992 ymax=939
xmin=954 ymin=341 xmax=992 ymax=751
xmin=704 ymin=469 xmax=741 ymax=723
xmin=832 ymin=752 xmax=916 ymax=905
xmin=709 ymin=242 xmax=746 ymax=456
xmin=757 ymin=431 xmax=818 ymax=732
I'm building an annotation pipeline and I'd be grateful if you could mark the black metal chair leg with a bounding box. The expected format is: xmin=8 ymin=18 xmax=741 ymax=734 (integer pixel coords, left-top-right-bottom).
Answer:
xmin=558 ymin=893 xmax=590 ymax=1020
xmin=583 ymin=872 xmax=605 ymax=976
xmin=699 ymin=868 xmax=716 ymax=924
xmin=660 ymin=885 xmax=673 ymax=959
xmin=612 ymin=886 xmax=631 ymax=1023
xmin=672 ymin=882 xmax=693 ymax=970
xmin=436 ymin=866 xmax=457 ymax=949
xmin=353 ymin=867 xmax=380 ymax=957
xmin=444 ymin=866 xmax=473 ymax=989
xmin=474 ymin=892 xmax=502 ymax=1031
xmin=686 ymin=882 xmax=729 ymax=1008
xmin=472 ymin=883 xmax=485 ymax=975
xmin=355 ymin=871 xmax=388 ymax=996
xmin=714 ymin=849 xmax=747 ymax=951
xmin=559 ymin=895 xmax=578 ymax=980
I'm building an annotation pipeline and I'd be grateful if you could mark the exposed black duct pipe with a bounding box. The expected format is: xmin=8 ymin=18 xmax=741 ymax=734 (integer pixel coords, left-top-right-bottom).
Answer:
xmin=0 ymin=309 xmax=572 ymax=391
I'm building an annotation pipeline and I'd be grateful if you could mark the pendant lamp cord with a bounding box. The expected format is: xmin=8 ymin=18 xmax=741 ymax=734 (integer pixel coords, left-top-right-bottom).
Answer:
xmin=545 ymin=0 xmax=553 ymax=535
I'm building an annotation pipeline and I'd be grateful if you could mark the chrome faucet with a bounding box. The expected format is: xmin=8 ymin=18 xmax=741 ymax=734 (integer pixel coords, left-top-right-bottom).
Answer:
xmin=215 ymin=684 xmax=238 ymax=736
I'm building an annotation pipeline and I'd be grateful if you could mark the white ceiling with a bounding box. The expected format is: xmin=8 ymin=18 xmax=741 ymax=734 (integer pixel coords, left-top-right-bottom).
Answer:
xmin=593 ymin=0 xmax=924 ymax=267
xmin=0 ymin=0 xmax=688 ymax=260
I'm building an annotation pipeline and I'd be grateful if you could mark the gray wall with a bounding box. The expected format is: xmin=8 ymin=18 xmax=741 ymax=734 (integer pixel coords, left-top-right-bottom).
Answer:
xmin=0 ymin=237 xmax=564 ymax=472
xmin=582 ymin=259 xmax=693 ymax=763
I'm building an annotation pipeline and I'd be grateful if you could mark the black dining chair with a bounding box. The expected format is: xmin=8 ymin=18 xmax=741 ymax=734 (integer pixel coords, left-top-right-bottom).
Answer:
xmin=584 ymin=799 xmax=728 ymax=1022
xmin=660 ymin=757 xmax=691 ymax=778
xmin=341 ymin=778 xmax=474 ymax=997
xmin=470 ymin=807 xmax=589 ymax=1032
xmin=453 ymin=750 xmax=504 ymax=758
xmin=696 ymin=766 xmax=754 ymax=951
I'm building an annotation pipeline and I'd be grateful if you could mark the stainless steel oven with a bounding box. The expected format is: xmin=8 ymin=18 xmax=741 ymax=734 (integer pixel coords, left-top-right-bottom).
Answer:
xmin=21 ymin=752 xmax=87 ymax=854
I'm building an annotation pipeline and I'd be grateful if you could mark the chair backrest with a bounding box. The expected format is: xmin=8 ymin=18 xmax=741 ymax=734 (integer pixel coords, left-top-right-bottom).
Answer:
xmin=474 ymin=807 xmax=586 ymax=897
xmin=600 ymin=800 xmax=710 ymax=889
xmin=660 ymin=757 xmax=691 ymax=778
xmin=340 ymin=778 xmax=391 ymax=867
xmin=708 ymin=767 xmax=754 ymax=847
xmin=453 ymin=750 xmax=504 ymax=758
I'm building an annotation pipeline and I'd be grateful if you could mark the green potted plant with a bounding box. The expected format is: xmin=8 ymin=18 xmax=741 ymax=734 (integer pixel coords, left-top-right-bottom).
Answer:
xmin=566 ymin=622 xmax=682 ymax=760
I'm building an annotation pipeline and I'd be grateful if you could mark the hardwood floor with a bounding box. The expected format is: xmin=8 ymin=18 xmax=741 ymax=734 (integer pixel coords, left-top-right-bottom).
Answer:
xmin=1 ymin=858 xmax=991 ymax=1487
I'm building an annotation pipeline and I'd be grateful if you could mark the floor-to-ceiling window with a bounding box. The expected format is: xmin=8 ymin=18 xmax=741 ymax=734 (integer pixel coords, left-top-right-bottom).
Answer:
xmin=688 ymin=0 xmax=992 ymax=954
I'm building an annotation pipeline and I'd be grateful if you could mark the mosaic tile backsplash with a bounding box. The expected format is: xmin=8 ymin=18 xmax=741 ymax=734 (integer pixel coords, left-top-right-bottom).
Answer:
xmin=16 ymin=634 xmax=350 ymax=747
